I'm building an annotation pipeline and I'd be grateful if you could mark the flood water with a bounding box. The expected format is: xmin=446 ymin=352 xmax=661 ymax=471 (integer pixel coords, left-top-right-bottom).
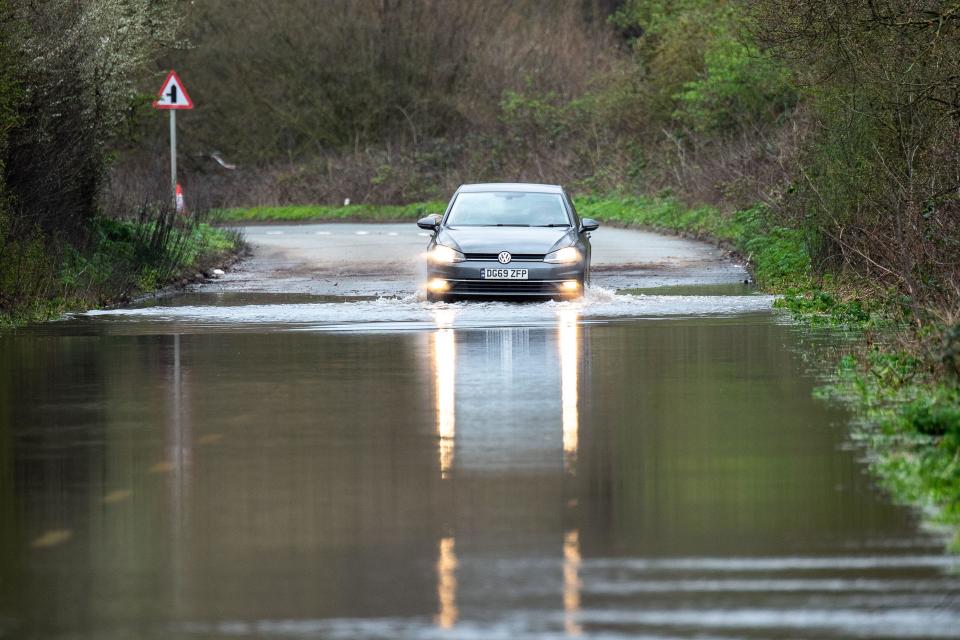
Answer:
xmin=1 ymin=290 xmax=958 ymax=639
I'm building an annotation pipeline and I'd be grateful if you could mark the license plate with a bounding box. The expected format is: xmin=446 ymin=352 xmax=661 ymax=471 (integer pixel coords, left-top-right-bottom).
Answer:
xmin=481 ymin=268 xmax=528 ymax=280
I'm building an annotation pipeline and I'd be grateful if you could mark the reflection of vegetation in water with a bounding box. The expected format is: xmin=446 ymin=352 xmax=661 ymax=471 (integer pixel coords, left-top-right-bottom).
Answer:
xmin=618 ymin=283 xmax=756 ymax=297
xmin=586 ymin=319 xmax=911 ymax=555
xmin=819 ymin=351 xmax=960 ymax=550
xmin=0 ymin=342 xmax=16 ymax=566
xmin=572 ymin=197 xmax=960 ymax=550
xmin=575 ymin=195 xmax=960 ymax=551
xmin=0 ymin=399 xmax=19 ymax=621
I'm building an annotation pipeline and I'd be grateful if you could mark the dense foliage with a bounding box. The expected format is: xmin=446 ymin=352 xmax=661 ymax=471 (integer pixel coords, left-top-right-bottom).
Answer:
xmin=753 ymin=0 xmax=960 ymax=322
xmin=140 ymin=0 xmax=795 ymax=207
xmin=0 ymin=0 xmax=238 ymax=324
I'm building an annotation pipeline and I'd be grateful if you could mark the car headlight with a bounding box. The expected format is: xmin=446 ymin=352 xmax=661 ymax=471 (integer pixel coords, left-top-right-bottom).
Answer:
xmin=429 ymin=244 xmax=465 ymax=264
xmin=544 ymin=246 xmax=580 ymax=264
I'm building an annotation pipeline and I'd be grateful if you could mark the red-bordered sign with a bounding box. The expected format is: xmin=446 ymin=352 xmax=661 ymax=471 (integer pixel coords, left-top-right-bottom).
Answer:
xmin=153 ymin=70 xmax=193 ymax=110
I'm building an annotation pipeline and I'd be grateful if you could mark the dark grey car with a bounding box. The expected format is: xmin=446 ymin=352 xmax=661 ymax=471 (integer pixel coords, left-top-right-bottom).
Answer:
xmin=418 ymin=183 xmax=599 ymax=301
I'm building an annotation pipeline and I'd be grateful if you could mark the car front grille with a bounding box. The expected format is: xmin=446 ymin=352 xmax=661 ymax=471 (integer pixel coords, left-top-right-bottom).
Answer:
xmin=463 ymin=253 xmax=545 ymax=262
xmin=448 ymin=280 xmax=562 ymax=295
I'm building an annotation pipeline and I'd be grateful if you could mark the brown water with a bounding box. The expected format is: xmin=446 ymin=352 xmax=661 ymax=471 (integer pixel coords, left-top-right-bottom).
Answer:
xmin=1 ymin=294 xmax=958 ymax=639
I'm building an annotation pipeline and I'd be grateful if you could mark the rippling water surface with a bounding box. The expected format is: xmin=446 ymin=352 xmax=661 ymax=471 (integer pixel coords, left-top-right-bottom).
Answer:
xmin=76 ymin=287 xmax=777 ymax=333
xmin=1 ymin=288 xmax=957 ymax=639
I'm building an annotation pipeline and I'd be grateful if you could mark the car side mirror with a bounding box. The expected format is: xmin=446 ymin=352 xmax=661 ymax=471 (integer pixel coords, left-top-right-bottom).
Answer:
xmin=417 ymin=214 xmax=442 ymax=231
xmin=580 ymin=218 xmax=599 ymax=232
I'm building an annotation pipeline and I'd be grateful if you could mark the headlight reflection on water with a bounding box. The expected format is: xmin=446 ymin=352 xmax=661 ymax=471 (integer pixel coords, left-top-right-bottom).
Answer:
xmin=564 ymin=529 xmax=583 ymax=636
xmin=434 ymin=536 xmax=459 ymax=629
xmin=428 ymin=307 xmax=583 ymax=632
xmin=431 ymin=308 xmax=459 ymax=629
xmin=432 ymin=310 xmax=457 ymax=479
xmin=558 ymin=308 xmax=580 ymax=473
xmin=559 ymin=310 xmax=583 ymax=633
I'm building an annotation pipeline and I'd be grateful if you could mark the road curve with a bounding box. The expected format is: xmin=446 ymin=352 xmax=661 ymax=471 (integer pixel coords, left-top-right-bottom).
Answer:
xmin=212 ymin=222 xmax=749 ymax=296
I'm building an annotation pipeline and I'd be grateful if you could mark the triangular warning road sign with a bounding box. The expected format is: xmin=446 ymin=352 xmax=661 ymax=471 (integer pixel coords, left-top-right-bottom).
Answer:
xmin=153 ymin=70 xmax=193 ymax=110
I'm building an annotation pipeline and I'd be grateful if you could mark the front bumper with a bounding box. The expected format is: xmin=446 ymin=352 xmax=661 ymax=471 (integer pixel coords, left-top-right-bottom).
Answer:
xmin=428 ymin=260 xmax=585 ymax=297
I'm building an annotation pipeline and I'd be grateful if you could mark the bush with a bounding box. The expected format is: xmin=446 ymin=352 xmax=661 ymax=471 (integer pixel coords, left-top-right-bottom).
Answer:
xmin=753 ymin=0 xmax=960 ymax=320
xmin=903 ymin=399 xmax=960 ymax=438
xmin=674 ymin=28 xmax=796 ymax=135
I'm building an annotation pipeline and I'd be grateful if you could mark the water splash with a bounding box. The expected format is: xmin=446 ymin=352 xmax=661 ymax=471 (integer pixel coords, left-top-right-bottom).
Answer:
xmin=79 ymin=286 xmax=775 ymax=332
xmin=80 ymin=287 xmax=774 ymax=331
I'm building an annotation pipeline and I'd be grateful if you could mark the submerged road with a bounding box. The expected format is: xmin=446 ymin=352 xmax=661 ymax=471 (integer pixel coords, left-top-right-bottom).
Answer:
xmin=2 ymin=223 xmax=959 ymax=639
xmin=214 ymin=222 xmax=750 ymax=296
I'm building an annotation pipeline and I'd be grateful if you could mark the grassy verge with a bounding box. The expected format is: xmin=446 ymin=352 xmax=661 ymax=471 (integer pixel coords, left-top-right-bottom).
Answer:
xmin=575 ymin=196 xmax=809 ymax=288
xmin=214 ymin=201 xmax=447 ymax=223
xmin=820 ymin=352 xmax=960 ymax=549
xmin=1 ymin=217 xmax=241 ymax=327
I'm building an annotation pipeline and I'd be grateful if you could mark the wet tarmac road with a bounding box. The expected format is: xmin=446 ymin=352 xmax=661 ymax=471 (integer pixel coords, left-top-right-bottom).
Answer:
xmin=221 ymin=223 xmax=750 ymax=296
xmin=1 ymin=224 xmax=958 ymax=639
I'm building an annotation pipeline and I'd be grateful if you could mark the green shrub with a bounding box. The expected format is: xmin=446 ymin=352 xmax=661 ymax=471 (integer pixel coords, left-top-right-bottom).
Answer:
xmin=903 ymin=399 xmax=960 ymax=438
xmin=674 ymin=19 xmax=796 ymax=135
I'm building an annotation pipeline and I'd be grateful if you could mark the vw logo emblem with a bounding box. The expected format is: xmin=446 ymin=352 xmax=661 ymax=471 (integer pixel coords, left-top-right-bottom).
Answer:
xmin=497 ymin=251 xmax=512 ymax=264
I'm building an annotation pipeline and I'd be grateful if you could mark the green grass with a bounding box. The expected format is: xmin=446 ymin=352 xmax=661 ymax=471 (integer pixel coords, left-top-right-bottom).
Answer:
xmin=821 ymin=352 xmax=960 ymax=550
xmin=574 ymin=196 xmax=901 ymax=329
xmin=574 ymin=196 xmax=810 ymax=289
xmin=214 ymin=201 xmax=447 ymax=223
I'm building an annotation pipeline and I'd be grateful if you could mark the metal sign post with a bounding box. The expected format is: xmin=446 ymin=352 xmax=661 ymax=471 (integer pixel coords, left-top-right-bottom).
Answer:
xmin=153 ymin=70 xmax=194 ymax=211
xmin=169 ymin=109 xmax=177 ymax=208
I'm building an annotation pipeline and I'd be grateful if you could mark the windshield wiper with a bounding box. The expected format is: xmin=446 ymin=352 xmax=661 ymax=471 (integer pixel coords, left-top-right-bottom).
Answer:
xmin=534 ymin=224 xmax=571 ymax=227
xmin=494 ymin=223 xmax=530 ymax=227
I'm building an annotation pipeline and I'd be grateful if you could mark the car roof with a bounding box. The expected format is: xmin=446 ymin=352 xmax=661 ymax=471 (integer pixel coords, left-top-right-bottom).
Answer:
xmin=457 ymin=182 xmax=564 ymax=194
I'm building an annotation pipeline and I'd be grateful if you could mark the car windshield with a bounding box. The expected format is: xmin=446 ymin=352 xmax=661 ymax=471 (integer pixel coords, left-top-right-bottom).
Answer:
xmin=445 ymin=192 xmax=570 ymax=227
